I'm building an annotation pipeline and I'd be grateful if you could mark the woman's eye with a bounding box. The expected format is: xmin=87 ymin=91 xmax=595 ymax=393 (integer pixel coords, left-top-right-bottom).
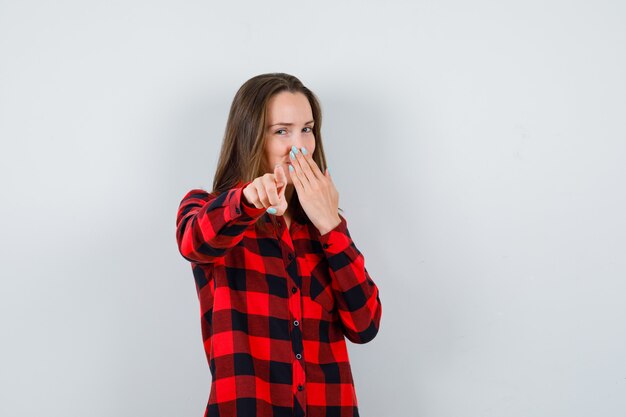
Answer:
xmin=275 ymin=129 xmax=287 ymax=135
xmin=303 ymin=127 xmax=313 ymax=133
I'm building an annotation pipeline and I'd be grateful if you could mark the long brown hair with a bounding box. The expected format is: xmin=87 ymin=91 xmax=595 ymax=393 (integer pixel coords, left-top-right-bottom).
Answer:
xmin=211 ymin=73 xmax=339 ymax=230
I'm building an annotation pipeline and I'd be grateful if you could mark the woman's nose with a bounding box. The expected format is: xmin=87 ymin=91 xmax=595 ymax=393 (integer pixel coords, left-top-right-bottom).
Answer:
xmin=287 ymin=133 xmax=312 ymax=155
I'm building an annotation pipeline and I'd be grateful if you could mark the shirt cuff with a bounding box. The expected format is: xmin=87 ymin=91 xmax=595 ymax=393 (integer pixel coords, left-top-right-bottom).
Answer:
xmin=229 ymin=180 xmax=268 ymax=221
xmin=317 ymin=214 xmax=353 ymax=256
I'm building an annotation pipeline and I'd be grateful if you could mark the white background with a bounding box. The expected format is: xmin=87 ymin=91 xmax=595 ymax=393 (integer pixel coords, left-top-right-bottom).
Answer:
xmin=1 ymin=1 xmax=625 ymax=416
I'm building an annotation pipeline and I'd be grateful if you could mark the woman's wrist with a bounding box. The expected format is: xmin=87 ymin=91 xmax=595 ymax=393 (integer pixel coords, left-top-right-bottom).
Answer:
xmin=317 ymin=215 xmax=341 ymax=236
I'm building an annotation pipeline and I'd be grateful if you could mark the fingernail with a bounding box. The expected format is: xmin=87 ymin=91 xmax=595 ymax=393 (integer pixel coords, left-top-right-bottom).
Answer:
xmin=291 ymin=145 xmax=299 ymax=154
xmin=267 ymin=207 xmax=277 ymax=214
xmin=289 ymin=165 xmax=294 ymax=172
xmin=301 ymin=146 xmax=307 ymax=155
xmin=289 ymin=150 xmax=296 ymax=159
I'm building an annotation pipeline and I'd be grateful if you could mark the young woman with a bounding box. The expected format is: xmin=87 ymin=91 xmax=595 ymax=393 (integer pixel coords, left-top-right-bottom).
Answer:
xmin=175 ymin=73 xmax=382 ymax=417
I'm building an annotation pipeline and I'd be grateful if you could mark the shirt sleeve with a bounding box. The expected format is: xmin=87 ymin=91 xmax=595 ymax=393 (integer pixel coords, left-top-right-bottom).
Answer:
xmin=317 ymin=213 xmax=383 ymax=344
xmin=175 ymin=181 xmax=267 ymax=264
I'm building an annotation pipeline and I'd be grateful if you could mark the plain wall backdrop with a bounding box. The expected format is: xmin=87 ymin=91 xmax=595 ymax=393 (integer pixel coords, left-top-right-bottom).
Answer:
xmin=1 ymin=1 xmax=625 ymax=416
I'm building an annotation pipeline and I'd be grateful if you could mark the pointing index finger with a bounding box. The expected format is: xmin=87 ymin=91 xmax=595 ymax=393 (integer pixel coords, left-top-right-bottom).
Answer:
xmin=266 ymin=165 xmax=286 ymax=205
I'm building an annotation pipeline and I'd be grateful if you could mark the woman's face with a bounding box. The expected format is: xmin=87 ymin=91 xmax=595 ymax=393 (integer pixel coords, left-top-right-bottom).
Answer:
xmin=263 ymin=91 xmax=316 ymax=183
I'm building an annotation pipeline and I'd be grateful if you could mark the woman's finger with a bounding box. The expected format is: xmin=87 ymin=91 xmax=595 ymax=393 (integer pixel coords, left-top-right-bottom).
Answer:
xmin=301 ymin=147 xmax=326 ymax=182
xmin=276 ymin=167 xmax=288 ymax=214
xmin=290 ymin=147 xmax=310 ymax=191
xmin=263 ymin=172 xmax=280 ymax=207
xmin=288 ymin=161 xmax=304 ymax=193
xmin=245 ymin=184 xmax=263 ymax=208
xmin=294 ymin=148 xmax=317 ymax=185
xmin=275 ymin=164 xmax=287 ymax=196
xmin=256 ymin=178 xmax=271 ymax=207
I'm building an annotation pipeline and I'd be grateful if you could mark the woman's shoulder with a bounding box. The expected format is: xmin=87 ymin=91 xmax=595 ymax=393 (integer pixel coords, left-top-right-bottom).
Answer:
xmin=178 ymin=188 xmax=219 ymax=207
xmin=181 ymin=181 xmax=249 ymax=201
xmin=178 ymin=183 xmax=256 ymax=215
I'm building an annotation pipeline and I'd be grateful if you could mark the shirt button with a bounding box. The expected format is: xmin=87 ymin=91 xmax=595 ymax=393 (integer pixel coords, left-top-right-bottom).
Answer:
xmin=235 ymin=207 xmax=241 ymax=214
xmin=297 ymin=384 xmax=304 ymax=391
xmin=296 ymin=353 xmax=302 ymax=359
xmin=292 ymin=287 xmax=298 ymax=293
xmin=288 ymin=253 xmax=294 ymax=260
xmin=293 ymin=320 xmax=299 ymax=327
xmin=323 ymin=243 xmax=329 ymax=249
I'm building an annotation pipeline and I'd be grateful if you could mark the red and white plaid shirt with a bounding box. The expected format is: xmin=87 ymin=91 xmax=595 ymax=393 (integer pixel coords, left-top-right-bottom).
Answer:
xmin=176 ymin=180 xmax=382 ymax=417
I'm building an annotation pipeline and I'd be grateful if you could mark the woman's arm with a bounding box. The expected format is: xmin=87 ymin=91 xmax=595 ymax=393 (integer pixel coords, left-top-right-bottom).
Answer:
xmin=317 ymin=213 xmax=383 ymax=344
xmin=176 ymin=181 xmax=267 ymax=264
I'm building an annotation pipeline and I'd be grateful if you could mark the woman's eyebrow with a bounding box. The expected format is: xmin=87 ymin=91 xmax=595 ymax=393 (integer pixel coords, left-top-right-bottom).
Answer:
xmin=269 ymin=120 xmax=314 ymax=127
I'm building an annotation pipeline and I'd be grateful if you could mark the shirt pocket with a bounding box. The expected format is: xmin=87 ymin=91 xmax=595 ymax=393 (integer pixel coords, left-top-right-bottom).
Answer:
xmin=306 ymin=256 xmax=336 ymax=314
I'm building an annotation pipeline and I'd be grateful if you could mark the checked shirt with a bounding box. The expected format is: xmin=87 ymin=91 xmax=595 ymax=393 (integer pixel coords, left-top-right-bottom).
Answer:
xmin=175 ymin=180 xmax=382 ymax=417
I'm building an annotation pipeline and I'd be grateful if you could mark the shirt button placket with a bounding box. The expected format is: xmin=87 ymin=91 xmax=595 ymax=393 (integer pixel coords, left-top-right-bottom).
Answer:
xmin=281 ymin=233 xmax=305 ymax=403
xmin=288 ymin=255 xmax=306 ymax=401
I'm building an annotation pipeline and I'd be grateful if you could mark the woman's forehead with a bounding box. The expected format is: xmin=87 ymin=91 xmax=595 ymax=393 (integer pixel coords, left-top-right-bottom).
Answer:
xmin=266 ymin=92 xmax=313 ymax=123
